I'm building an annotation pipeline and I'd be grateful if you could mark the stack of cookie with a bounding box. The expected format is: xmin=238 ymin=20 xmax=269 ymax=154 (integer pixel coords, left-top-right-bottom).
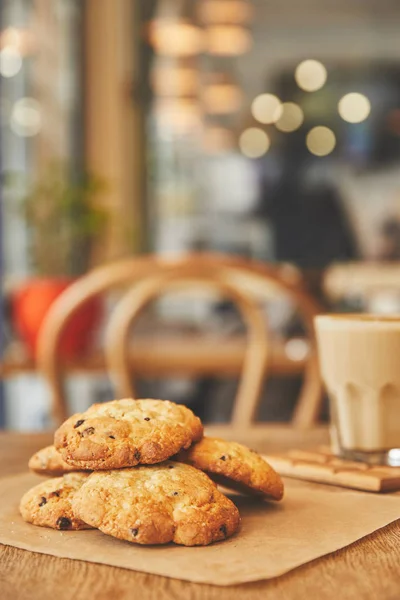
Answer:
xmin=20 ymin=398 xmax=283 ymax=546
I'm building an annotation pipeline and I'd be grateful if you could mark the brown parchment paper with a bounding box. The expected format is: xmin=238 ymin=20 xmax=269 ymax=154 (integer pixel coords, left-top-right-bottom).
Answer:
xmin=1 ymin=472 xmax=400 ymax=586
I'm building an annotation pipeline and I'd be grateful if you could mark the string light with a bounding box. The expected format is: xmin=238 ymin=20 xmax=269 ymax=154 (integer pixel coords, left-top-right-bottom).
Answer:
xmin=251 ymin=94 xmax=282 ymax=124
xmin=338 ymin=93 xmax=371 ymax=123
xmin=295 ymin=59 xmax=327 ymax=92
xmin=0 ymin=47 xmax=22 ymax=78
xmin=275 ymin=102 xmax=304 ymax=132
xmin=306 ymin=126 xmax=336 ymax=156
xmin=10 ymin=98 xmax=42 ymax=137
xmin=239 ymin=127 xmax=270 ymax=158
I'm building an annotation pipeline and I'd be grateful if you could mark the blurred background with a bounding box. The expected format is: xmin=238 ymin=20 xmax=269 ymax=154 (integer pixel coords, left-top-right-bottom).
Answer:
xmin=2 ymin=0 xmax=400 ymax=430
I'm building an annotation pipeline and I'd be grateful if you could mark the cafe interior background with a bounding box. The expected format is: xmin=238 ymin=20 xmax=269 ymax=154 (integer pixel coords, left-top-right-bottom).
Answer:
xmin=1 ymin=0 xmax=400 ymax=430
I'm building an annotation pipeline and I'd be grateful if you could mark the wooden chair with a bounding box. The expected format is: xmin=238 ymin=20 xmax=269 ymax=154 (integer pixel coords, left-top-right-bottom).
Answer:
xmin=36 ymin=253 xmax=323 ymax=427
xmin=105 ymin=271 xmax=269 ymax=427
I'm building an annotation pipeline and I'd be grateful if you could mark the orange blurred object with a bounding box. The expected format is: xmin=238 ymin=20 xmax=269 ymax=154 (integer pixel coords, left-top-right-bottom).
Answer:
xmin=148 ymin=20 xmax=204 ymax=56
xmin=11 ymin=278 xmax=102 ymax=359
xmin=206 ymin=25 xmax=252 ymax=55
xmin=198 ymin=0 xmax=254 ymax=25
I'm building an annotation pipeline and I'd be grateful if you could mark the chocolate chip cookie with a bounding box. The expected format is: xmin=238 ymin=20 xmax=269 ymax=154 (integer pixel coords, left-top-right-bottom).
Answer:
xmin=176 ymin=437 xmax=284 ymax=501
xmin=72 ymin=461 xmax=240 ymax=546
xmin=29 ymin=445 xmax=80 ymax=477
xmin=20 ymin=473 xmax=92 ymax=530
xmin=54 ymin=398 xmax=203 ymax=470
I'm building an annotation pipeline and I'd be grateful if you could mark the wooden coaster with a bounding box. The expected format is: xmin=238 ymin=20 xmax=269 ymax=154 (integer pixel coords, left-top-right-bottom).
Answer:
xmin=264 ymin=447 xmax=400 ymax=493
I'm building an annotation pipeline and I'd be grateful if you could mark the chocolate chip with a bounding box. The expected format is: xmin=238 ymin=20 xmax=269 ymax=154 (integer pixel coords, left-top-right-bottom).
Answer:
xmin=131 ymin=528 xmax=139 ymax=537
xmin=38 ymin=497 xmax=47 ymax=507
xmin=220 ymin=455 xmax=227 ymax=461
xmin=168 ymin=465 xmax=174 ymax=469
xmin=220 ymin=524 xmax=227 ymax=537
xmin=56 ymin=517 xmax=71 ymax=530
xmin=50 ymin=490 xmax=61 ymax=498
xmin=74 ymin=419 xmax=85 ymax=428
xmin=109 ymin=435 xmax=115 ymax=439
xmin=81 ymin=427 xmax=95 ymax=437
xmin=172 ymin=491 xmax=178 ymax=496
xmin=144 ymin=417 xmax=150 ymax=421
xmin=134 ymin=450 xmax=141 ymax=461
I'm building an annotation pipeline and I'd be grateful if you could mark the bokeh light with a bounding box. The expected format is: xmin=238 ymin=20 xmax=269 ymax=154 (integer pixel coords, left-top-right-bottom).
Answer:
xmin=206 ymin=26 xmax=252 ymax=55
xmin=10 ymin=98 xmax=42 ymax=137
xmin=0 ymin=27 xmax=36 ymax=56
xmin=149 ymin=21 xmax=204 ymax=57
xmin=151 ymin=64 xmax=199 ymax=96
xmin=285 ymin=338 xmax=310 ymax=361
xmin=239 ymin=127 xmax=270 ymax=158
xmin=275 ymin=102 xmax=304 ymax=132
xmin=251 ymin=93 xmax=282 ymax=124
xmin=198 ymin=0 xmax=253 ymax=24
xmin=154 ymin=99 xmax=201 ymax=135
xmin=0 ymin=27 xmax=21 ymax=49
xmin=295 ymin=59 xmax=327 ymax=92
xmin=0 ymin=47 xmax=22 ymax=78
xmin=203 ymin=83 xmax=242 ymax=114
xmin=306 ymin=126 xmax=336 ymax=156
xmin=338 ymin=92 xmax=371 ymax=123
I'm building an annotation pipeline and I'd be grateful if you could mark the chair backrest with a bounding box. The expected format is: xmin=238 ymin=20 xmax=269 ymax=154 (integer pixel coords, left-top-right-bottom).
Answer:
xmin=105 ymin=270 xmax=269 ymax=427
xmin=36 ymin=252 xmax=323 ymax=426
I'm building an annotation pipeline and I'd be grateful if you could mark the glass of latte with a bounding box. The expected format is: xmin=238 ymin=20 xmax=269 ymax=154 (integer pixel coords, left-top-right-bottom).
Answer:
xmin=315 ymin=314 xmax=400 ymax=466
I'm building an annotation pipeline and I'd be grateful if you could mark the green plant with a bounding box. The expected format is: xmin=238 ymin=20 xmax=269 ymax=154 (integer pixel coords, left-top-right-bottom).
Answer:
xmin=21 ymin=162 xmax=108 ymax=277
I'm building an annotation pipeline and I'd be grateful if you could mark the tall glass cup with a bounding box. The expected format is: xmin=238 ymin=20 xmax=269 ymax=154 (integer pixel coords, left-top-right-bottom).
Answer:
xmin=315 ymin=314 xmax=400 ymax=466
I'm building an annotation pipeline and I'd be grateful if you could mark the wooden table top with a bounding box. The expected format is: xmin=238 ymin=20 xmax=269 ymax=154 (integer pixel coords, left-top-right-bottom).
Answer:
xmin=2 ymin=429 xmax=400 ymax=600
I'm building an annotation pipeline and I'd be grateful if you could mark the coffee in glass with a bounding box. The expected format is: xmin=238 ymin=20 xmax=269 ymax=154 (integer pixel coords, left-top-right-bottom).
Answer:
xmin=315 ymin=314 xmax=400 ymax=466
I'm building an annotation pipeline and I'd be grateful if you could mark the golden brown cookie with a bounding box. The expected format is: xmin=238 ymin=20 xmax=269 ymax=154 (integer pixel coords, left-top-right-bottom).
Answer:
xmin=176 ymin=437 xmax=284 ymax=501
xmin=28 ymin=445 xmax=81 ymax=477
xmin=54 ymin=398 xmax=203 ymax=470
xmin=72 ymin=461 xmax=240 ymax=546
xmin=20 ymin=473 xmax=92 ymax=530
